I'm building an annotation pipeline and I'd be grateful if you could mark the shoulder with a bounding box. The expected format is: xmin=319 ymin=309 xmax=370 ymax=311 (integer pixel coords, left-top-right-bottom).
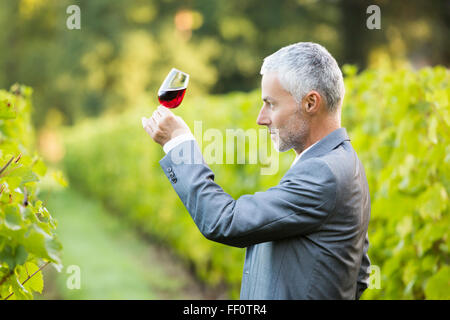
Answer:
xmin=317 ymin=141 xmax=359 ymax=185
xmin=288 ymin=157 xmax=337 ymax=191
xmin=284 ymin=157 xmax=338 ymax=211
xmin=291 ymin=141 xmax=358 ymax=184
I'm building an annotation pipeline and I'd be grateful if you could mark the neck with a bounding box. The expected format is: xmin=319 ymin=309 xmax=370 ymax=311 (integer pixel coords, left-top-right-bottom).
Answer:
xmin=293 ymin=115 xmax=341 ymax=156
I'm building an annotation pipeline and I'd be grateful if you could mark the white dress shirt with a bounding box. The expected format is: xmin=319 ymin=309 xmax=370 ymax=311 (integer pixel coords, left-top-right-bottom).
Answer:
xmin=162 ymin=132 xmax=196 ymax=154
xmin=290 ymin=141 xmax=319 ymax=168
xmin=162 ymin=133 xmax=319 ymax=168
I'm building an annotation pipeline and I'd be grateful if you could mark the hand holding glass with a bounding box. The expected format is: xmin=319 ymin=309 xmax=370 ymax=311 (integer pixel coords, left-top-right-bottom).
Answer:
xmin=158 ymin=68 xmax=189 ymax=109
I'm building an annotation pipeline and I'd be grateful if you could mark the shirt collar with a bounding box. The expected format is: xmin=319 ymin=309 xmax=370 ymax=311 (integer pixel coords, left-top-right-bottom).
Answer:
xmin=290 ymin=140 xmax=319 ymax=168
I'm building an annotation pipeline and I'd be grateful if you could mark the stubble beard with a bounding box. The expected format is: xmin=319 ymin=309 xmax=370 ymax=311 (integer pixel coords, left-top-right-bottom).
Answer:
xmin=273 ymin=108 xmax=309 ymax=153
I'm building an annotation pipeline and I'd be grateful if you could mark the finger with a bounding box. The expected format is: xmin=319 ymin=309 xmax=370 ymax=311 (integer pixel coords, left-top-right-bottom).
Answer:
xmin=154 ymin=110 xmax=163 ymax=121
xmin=158 ymin=105 xmax=173 ymax=117
xmin=153 ymin=109 xmax=164 ymax=122
xmin=144 ymin=123 xmax=153 ymax=135
xmin=141 ymin=117 xmax=149 ymax=128
xmin=143 ymin=117 xmax=153 ymax=130
xmin=143 ymin=118 xmax=153 ymax=135
xmin=150 ymin=116 xmax=158 ymax=129
xmin=157 ymin=105 xmax=167 ymax=113
xmin=145 ymin=116 xmax=153 ymax=129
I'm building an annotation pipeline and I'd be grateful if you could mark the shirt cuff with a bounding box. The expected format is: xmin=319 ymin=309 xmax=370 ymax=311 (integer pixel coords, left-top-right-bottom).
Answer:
xmin=163 ymin=132 xmax=196 ymax=154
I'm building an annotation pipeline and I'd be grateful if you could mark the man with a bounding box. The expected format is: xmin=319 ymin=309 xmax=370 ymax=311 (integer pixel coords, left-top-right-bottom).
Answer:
xmin=142 ymin=42 xmax=371 ymax=299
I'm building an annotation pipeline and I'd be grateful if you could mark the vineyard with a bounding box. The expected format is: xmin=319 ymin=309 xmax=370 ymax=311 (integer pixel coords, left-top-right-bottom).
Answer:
xmin=0 ymin=85 xmax=64 ymax=299
xmin=0 ymin=0 xmax=448 ymax=303
xmin=0 ymin=62 xmax=448 ymax=300
xmin=55 ymin=65 xmax=448 ymax=299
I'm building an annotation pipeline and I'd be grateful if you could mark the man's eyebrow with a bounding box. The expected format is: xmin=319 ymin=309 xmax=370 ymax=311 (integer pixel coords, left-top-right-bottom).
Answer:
xmin=262 ymin=96 xmax=274 ymax=103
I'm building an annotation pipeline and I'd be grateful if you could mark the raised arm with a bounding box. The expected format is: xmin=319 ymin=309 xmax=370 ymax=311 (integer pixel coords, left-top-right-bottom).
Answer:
xmin=159 ymin=139 xmax=337 ymax=248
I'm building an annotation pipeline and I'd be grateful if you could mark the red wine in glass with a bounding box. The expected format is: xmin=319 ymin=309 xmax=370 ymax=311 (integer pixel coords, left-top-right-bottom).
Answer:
xmin=158 ymin=68 xmax=189 ymax=109
xmin=158 ymin=87 xmax=186 ymax=109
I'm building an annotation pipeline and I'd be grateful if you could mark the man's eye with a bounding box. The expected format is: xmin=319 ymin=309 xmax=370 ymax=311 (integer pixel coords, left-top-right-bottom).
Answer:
xmin=263 ymin=101 xmax=274 ymax=109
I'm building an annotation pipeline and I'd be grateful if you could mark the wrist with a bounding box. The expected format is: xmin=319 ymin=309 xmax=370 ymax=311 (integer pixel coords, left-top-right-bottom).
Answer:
xmin=163 ymin=132 xmax=195 ymax=154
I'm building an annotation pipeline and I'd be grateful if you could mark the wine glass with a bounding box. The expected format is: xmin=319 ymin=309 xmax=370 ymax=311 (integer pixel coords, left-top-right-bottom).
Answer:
xmin=158 ymin=68 xmax=189 ymax=109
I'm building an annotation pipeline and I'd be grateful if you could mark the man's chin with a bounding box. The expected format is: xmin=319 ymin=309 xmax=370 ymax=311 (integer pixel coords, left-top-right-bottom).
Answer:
xmin=276 ymin=146 xmax=291 ymax=152
xmin=272 ymin=139 xmax=290 ymax=153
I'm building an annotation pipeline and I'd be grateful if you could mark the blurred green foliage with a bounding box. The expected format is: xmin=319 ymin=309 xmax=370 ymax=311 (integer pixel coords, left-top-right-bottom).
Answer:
xmin=342 ymin=65 xmax=449 ymax=299
xmin=1 ymin=0 xmax=448 ymax=300
xmin=60 ymin=66 xmax=449 ymax=299
xmin=0 ymin=85 xmax=64 ymax=299
xmin=37 ymin=188 xmax=209 ymax=299
xmin=0 ymin=0 xmax=448 ymax=128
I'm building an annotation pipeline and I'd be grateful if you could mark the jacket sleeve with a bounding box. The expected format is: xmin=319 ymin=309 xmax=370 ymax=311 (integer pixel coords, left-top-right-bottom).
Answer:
xmin=159 ymin=139 xmax=337 ymax=248
xmin=355 ymin=232 xmax=371 ymax=299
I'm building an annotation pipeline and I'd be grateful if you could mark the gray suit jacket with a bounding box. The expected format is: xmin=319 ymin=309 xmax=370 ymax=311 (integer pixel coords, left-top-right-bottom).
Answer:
xmin=159 ymin=127 xmax=371 ymax=299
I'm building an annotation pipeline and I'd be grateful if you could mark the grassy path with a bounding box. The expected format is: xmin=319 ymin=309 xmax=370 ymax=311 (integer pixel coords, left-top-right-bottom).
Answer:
xmin=36 ymin=187 xmax=225 ymax=299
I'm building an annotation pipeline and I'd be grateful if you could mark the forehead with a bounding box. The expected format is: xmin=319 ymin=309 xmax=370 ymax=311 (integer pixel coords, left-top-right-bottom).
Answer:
xmin=261 ymin=72 xmax=290 ymax=99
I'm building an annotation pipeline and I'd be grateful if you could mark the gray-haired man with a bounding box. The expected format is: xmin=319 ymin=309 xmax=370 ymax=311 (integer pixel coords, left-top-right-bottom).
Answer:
xmin=143 ymin=42 xmax=371 ymax=300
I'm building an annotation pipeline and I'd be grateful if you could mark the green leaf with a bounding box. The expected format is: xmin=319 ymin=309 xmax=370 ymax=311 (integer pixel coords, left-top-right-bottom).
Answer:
xmin=420 ymin=255 xmax=438 ymax=273
xmin=22 ymin=225 xmax=62 ymax=265
xmin=396 ymin=216 xmax=412 ymax=237
xmin=10 ymin=275 xmax=33 ymax=300
xmin=7 ymin=166 xmax=38 ymax=185
xmin=17 ymin=262 xmax=44 ymax=294
xmin=0 ymin=245 xmax=28 ymax=270
xmin=417 ymin=183 xmax=448 ymax=220
xmin=0 ymin=245 xmax=15 ymax=269
xmin=32 ymin=158 xmax=47 ymax=177
xmin=4 ymin=176 xmax=21 ymax=190
xmin=15 ymin=245 xmax=28 ymax=266
xmin=402 ymin=260 xmax=418 ymax=286
xmin=427 ymin=116 xmax=438 ymax=144
xmin=425 ymin=266 xmax=450 ymax=299
xmin=0 ymin=99 xmax=17 ymax=119
xmin=4 ymin=204 xmax=23 ymax=231
xmin=52 ymin=170 xmax=68 ymax=188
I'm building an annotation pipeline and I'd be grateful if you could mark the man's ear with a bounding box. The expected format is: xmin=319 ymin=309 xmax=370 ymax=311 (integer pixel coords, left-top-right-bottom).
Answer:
xmin=303 ymin=91 xmax=321 ymax=113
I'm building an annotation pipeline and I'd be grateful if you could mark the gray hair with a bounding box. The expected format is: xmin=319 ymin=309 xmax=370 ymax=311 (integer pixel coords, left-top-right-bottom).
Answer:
xmin=260 ymin=42 xmax=345 ymax=113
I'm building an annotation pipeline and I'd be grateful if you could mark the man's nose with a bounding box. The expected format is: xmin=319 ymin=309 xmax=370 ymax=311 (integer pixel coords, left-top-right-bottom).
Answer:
xmin=256 ymin=107 xmax=271 ymax=126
